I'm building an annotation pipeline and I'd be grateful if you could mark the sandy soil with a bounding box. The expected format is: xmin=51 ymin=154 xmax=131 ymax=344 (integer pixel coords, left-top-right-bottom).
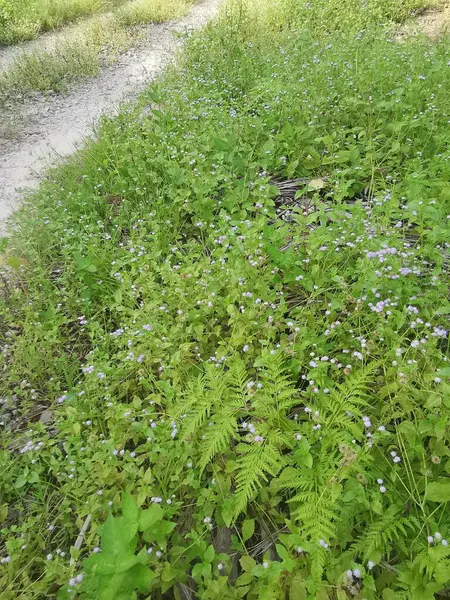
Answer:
xmin=396 ymin=2 xmax=450 ymax=40
xmin=415 ymin=3 xmax=450 ymax=38
xmin=0 ymin=0 xmax=224 ymax=224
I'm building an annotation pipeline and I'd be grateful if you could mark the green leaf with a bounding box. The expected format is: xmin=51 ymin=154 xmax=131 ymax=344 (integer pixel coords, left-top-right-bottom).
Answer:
xmin=97 ymin=573 xmax=128 ymax=600
xmin=275 ymin=544 xmax=290 ymax=561
xmin=435 ymin=305 xmax=450 ymax=315
xmin=86 ymin=551 xmax=138 ymax=575
xmin=101 ymin=515 xmax=136 ymax=555
xmin=191 ymin=563 xmax=204 ymax=580
xmin=14 ymin=474 xmax=27 ymax=489
xmin=213 ymin=137 xmax=230 ymax=151
xmin=138 ymin=504 xmax=163 ymax=531
xmin=236 ymin=572 xmax=253 ymax=586
xmin=289 ymin=573 xmax=307 ymax=599
xmin=84 ymin=552 xmax=115 ymax=575
xmin=204 ymin=544 xmax=215 ymax=563
xmin=221 ymin=497 xmax=234 ymax=527
xmin=239 ymin=555 xmax=256 ymax=572
xmin=122 ymin=494 xmax=139 ymax=531
xmin=242 ymin=519 xmax=255 ymax=542
xmin=192 ymin=562 xmax=212 ymax=580
xmin=289 ymin=573 xmax=307 ymax=600
xmin=161 ymin=563 xmax=176 ymax=583
xmin=129 ymin=563 xmax=156 ymax=592
xmin=425 ymin=479 xmax=450 ymax=502
xmin=143 ymin=519 xmax=176 ymax=547
xmin=2 ymin=255 xmax=28 ymax=270
xmin=0 ymin=504 xmax=8 ymax=523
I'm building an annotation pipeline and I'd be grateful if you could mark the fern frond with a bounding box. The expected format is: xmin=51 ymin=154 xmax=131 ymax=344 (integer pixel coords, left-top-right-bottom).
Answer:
xmin=276 ymin=465 xmax=314 ymax=493
xmin=352 ymin=506 xmax=415 ymax=560
xmin=252 ymin=350 xmax=298 ymax=420
xmin=308 ymin=546 xmax=327 ymax=582
xmin=232 ymin=441 xmax=283 ymax=520
xmin=323 ymin=361 xmax=379 ymax=434
xmin=198 ymin=408 xmax=239 ymax=472
xmin=291 ymin=488 xmax=340 ymax=541
xmin=226 ymin=357 xmax=251 ymax=394
xmin=177 ymin=360 xmax=248 ymax=440
xmin=179 ymin=374 xmax=215 ymax=438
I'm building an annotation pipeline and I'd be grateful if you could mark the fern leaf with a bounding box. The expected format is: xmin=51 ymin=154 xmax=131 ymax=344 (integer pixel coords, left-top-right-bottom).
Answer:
xmin=323 ymin=361 xmax=379 ymax=434
xmin=232 ymin=441 xmax=283 ymax=520
xmin=198 ymin=408 xmax=239 ymax=472
xmin=352 ymin=506 xmax=415 ymax=560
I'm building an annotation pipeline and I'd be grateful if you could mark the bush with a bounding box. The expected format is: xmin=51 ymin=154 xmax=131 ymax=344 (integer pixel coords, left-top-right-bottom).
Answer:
xmin=1 ymin=1 xmax=449 ymax=598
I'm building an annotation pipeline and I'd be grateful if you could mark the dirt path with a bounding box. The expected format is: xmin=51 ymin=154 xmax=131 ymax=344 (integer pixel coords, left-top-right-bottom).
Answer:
xmin=0 ymin=0 xmax=224 ymax=224
xmin=396 ymin=2 xmax=450 ymax=40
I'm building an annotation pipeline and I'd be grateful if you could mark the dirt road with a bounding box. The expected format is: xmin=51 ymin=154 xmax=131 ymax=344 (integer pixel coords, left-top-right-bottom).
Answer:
xmin=0 ymin=0 xmax=224 ymax=224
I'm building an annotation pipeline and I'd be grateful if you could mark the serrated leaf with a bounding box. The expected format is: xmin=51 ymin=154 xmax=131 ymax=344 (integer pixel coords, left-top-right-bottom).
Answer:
xmin=97 ymin=573 xmax=128 ymax=600
xmin=86 ymin=551 xmax=138 ymax=575
xmin=289 ymin=573 xmax=307 ymax=599
xmin=425 ymin=479 xmax=450 ymax=502
xmin=101 ymin=515 xmax=136 ymax=555
xmin=239 ymin=555 xmax=256 ymax=572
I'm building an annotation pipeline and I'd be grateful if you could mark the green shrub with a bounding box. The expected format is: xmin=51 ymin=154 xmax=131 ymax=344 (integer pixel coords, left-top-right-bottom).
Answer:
xmin=249 ymin=0 xmax=435 ymax=31
xmin=1 ymin=1 xmax=450 ymax=599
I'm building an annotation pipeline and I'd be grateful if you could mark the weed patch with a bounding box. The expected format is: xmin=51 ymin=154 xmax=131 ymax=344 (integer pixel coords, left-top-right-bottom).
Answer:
xmin=117 ymin=0 xmax=193 ymax=26
xmin=1 ymin=1 xmax=450 ymax=599
xmin=0 ymin=0 xmax=128 ymax=46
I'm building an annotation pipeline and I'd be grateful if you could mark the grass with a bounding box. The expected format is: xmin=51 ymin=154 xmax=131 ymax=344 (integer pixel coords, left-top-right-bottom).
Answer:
xmin=254 ymin=0 xmax=438 ymax=31
xmin=0 ymin=0 xmax=195 ymax=47
xmin=0 ymin=0 xmax=194 ymax=103
xmin=117 ymin=0 xmax=193 ymax=26
xmin=0 ymin=17 xmax=134 ymax=97
xmin=0 ymin=0 xmax=129 ymax=46
xmin=1 ymin=0 xmax=450 ymax=598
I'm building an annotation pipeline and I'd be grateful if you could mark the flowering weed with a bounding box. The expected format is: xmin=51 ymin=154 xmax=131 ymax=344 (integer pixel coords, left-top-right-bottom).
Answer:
xmin=1 ymin=1 xmax=450 ymax=598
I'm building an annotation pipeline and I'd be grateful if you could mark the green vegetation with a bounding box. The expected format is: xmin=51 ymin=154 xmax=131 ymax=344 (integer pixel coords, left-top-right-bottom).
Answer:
xmin=0 ymin=0 xmax=194 ymax=46
xmin=256 ymin=0 xmax=436 ymax=31
xmin=0 ymin=17 xmax=134 ymax=97
xmin=0 ymin=0 xmax=128 ymax=46
xmin=1 ymin=0 xmax=450 ymax=599
xmin=0 ymin=0 xmax=194 ymax=103
xmin=117 ymin=0 xmax=193 ymax=26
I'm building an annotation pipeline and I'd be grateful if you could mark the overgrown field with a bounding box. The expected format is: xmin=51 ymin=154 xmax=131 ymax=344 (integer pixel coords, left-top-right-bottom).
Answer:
xmin=1 ymin=0 xmax=450 ymax=598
